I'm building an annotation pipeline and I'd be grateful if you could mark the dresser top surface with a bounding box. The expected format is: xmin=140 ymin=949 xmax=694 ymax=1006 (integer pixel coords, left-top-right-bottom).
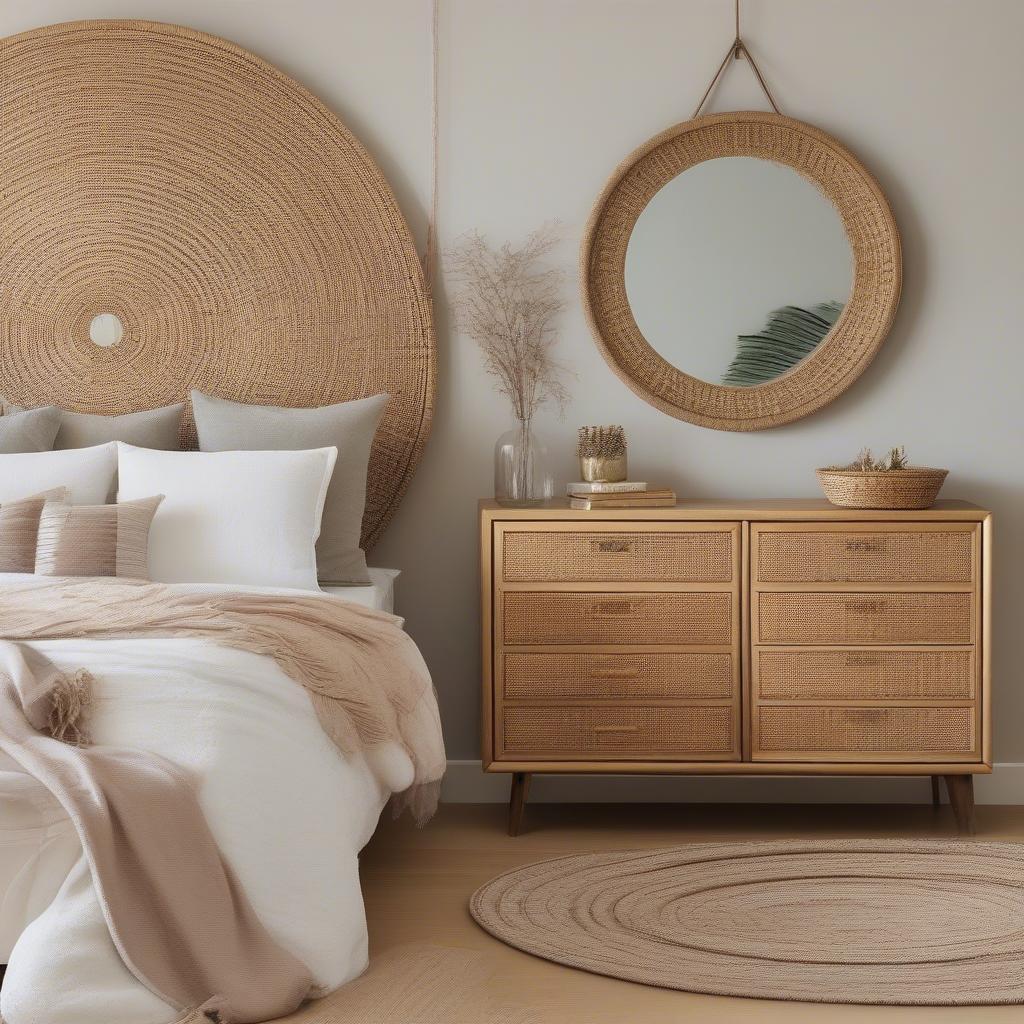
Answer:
xmin=480 ymin=498 xmax=990 ymax=522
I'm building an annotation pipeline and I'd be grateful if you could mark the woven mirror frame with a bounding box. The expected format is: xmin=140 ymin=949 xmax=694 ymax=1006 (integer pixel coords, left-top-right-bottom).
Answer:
xmin=581 ymin=111 xmax=902 ymax=431
xmin=0 ymin=19 xmax=435 ymax=549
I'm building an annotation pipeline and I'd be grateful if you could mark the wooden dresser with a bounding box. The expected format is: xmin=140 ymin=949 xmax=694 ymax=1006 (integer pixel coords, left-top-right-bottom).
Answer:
xmin=480 ymin=499 xmax=991 ymax=835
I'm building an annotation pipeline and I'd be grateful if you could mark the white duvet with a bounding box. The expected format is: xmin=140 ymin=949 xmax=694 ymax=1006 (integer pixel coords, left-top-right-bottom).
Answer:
xmin=0 ymin=586 xmax=416 ymax=1023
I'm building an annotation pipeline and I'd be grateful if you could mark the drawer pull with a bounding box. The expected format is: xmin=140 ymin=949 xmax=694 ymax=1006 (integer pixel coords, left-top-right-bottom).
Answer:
xmin=593 ymin=538 xmax=632 ymax=554
xmin=591 ymin=599 xmax=638 ymax=617
xmin=846 ymin=654 xmax=882 ymax=668
xmin=845 ymin=539 xmax=886 ymax=553
xmin=845 ymin=599 xmax=887 ymax=614
xmin=593 ymin=724 xmax=639 ymax=734
xmin=590 ymin=666 xmax=641 ymax=680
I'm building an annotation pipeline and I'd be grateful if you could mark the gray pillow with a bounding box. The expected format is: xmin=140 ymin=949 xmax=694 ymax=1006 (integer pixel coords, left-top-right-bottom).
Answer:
xmin=0 ymin=406 xmax=61 ymax=453
xmin=191 ymin=390 xmax=387 ymax=585
xmin=2 ymin=400 xmax=183 ymax=450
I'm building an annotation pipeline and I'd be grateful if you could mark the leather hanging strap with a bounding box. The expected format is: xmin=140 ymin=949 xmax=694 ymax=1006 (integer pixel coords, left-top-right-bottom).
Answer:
xmin=692 ymin=0 xmax=781 ymax=118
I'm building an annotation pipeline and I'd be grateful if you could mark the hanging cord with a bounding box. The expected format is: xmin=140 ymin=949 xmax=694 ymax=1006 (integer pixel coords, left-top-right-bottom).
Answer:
xmin=692 ymin=0 xmax=781 ymax=118
xmin=421 ymin=0 xmax=440 ymax=292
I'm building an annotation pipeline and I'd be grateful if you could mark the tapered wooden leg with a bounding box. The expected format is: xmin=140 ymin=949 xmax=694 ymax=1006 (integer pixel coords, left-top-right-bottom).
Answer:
xmin=931 ymin=775 xmax=941 ymax=808
xmin=508 ymin=772 xmax=531 ymax=836
xmin=943 ymin=775 xmax=976 ymax=835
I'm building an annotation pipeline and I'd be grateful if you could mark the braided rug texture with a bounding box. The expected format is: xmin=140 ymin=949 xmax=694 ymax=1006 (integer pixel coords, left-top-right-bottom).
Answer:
xmin=0 ymin=19 xmax=434 ymax=550
xmin=470 ymin=839 xmax=1024 ymax=1005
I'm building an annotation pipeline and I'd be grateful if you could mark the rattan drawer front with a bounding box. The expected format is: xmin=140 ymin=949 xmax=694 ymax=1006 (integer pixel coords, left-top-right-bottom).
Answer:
xmin=757 ymin=648 xmax=975 ymax=701
xmin=502 ymin=528 xmax=734 ymax=583
xmin=503 ymin=652 xmax=734 ymax=700
xmin=755 ymin=706 xmax=975 ymax=757
xmin=757 ymin=592 xmax=972 ymax=645
xmin=501 ymin=705 xmax=735 ymax=758
xmin=502 ymin=592 xmax=732 ymax=646
xmin=756 ymin=528 xmax=974 ymax=583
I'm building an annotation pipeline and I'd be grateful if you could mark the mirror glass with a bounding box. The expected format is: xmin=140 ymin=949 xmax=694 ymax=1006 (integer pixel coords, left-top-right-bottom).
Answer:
xmin=624 ymin=157 xmax=853 ymax=387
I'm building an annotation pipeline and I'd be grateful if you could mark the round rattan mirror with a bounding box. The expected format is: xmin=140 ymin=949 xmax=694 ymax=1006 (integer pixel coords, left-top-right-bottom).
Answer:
xmin=581 ymin=111 xmax=901 ymax=430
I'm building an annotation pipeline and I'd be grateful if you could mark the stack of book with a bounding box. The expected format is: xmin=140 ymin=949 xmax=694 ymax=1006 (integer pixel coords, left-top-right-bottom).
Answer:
xmin=567 ymin=481 xmax=676 ymax=510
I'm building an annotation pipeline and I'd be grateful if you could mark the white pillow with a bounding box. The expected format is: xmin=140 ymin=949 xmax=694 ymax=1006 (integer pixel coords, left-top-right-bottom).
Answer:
xmin=0 ymin=444 xmax=117 ymax=505
xmin=116 ymin=444 xmax=338 ymax=589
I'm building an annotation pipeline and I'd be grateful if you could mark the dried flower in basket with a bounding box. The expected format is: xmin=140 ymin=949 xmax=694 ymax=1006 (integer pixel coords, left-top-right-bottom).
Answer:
xmin=829 ymin=445 xmax=910 ymax=473
xmin=817 ymin=445 xmax=948 ymax=510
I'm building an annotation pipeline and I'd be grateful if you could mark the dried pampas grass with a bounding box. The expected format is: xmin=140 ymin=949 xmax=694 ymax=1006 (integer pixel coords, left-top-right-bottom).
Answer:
xmin=447 ymin=224 xmax=569 ymax=427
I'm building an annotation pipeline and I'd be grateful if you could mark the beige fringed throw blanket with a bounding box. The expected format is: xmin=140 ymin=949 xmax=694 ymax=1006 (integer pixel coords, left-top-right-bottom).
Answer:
xmin=0 ymin=579 xmax=445 ymax=1023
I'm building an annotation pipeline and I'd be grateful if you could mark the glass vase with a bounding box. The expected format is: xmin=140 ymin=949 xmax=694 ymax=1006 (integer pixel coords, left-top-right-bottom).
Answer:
xmin=494 ymin=420 xmax=554 ymax=506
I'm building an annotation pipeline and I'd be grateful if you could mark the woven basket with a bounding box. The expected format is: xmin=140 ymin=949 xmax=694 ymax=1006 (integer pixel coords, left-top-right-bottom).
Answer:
xmin=816 ymin=467 xmax=948 ymax=509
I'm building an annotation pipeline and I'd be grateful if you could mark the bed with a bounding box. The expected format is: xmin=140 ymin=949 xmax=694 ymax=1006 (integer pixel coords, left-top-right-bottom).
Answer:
xmin=0 ymin=594 xmax=404 ymax=1023
xmin=0 ymin=18 xmax=438 ymax=1024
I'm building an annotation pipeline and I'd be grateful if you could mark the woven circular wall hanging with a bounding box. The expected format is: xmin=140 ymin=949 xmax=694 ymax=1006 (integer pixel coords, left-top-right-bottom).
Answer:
xmin=0 ymin=19 xmax=434 ymax=548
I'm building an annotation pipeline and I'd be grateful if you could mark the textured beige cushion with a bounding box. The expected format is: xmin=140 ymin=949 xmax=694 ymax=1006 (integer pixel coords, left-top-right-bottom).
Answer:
xmin=0 ymin=407 xmax=61 ymax=453
xmin=3 ymin=399 xmax=183 ymax=450
xmin=35 ymin=495 xmax=164 ymax=579
xmin=191 ymin=391 xmax=386 ymax=584
xmin=0 ymin=489 xmax=68 ymax=573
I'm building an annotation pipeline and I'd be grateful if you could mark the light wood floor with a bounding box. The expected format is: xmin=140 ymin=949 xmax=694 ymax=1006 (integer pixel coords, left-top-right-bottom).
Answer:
xmin=341 ymin=802 xmax=1024 ymax=1024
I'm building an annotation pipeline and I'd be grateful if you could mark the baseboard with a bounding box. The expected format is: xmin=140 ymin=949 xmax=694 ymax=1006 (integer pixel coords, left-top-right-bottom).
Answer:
xmin=440 ymin=760 xmax=1024 ymax=805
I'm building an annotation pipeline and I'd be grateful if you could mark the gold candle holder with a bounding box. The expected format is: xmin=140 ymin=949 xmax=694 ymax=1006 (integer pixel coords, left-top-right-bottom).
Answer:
xmin=579 ymin=454 xmax=627 ymax=483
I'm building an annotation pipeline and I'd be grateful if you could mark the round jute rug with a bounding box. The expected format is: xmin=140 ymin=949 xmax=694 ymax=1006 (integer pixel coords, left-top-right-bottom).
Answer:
xmin=469 ymin=839 xmax=1024 ymax=1005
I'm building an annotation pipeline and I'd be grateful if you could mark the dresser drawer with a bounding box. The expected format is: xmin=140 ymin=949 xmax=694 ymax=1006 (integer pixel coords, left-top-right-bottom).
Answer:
xmin=502 ymin=591 xmax=733 ymax=646
xmin=503 ymin=651 xmax=734 ymax=700
xmin=500 ymin=705 xmax=735 ymax=759
xmin=755 ymin=706 xmax=975 ymax=759
xmin=756 ymin=592 xmax=973 ymax=645
xmin=501 ymin=526 xmax=736 ymax=583
xmin=756 ymin=648 xmax=975 ymax=701
xmin=754 ymin=525 xmax=976 ymax=584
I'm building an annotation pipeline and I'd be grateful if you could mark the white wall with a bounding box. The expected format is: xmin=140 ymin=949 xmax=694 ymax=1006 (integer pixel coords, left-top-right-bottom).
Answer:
xmin=4 ymin=1 xmax=1022 ymax=789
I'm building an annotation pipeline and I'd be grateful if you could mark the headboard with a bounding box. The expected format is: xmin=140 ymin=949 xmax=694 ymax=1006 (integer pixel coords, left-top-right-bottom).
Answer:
xmin=0 ymin=19 xmax=435 ymax=550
